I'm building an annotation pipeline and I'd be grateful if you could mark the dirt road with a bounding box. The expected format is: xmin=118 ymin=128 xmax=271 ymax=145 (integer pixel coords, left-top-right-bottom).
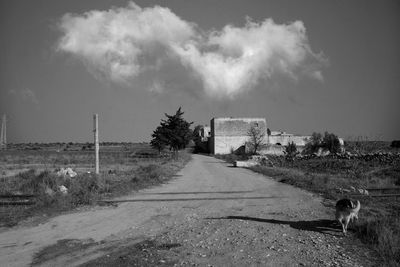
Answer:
xmin=0 ymin=154 xmax=378 ymax=266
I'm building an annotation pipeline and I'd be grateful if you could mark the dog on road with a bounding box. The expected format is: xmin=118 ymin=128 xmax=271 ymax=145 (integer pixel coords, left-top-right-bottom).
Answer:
xmin=335 ymin=198 xmax=360 ymax=235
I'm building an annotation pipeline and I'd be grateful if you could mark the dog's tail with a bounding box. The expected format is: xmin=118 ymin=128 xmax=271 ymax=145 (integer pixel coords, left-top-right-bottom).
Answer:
xmin=351 ymin=200 xmax=360 ymax=213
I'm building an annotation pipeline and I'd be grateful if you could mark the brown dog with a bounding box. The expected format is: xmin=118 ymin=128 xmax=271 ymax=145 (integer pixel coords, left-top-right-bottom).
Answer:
xmin=335 ymin=199 xmax=360 ymax=235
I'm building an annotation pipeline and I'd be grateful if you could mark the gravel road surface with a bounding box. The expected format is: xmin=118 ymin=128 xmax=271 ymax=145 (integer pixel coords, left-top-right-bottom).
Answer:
xmin=0 ymin=154 xmax=378 ymax=266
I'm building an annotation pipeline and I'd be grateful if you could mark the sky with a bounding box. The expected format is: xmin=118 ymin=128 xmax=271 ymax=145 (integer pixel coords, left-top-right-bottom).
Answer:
xmin=0 ymin=0 xmax=399 ymax=143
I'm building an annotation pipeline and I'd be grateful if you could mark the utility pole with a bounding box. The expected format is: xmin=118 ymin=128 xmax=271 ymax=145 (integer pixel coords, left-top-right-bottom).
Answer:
xmin=93 ymin=114 xmax=99 ymax=174
xmin=0 ymin=114 xmax=6 ymax=150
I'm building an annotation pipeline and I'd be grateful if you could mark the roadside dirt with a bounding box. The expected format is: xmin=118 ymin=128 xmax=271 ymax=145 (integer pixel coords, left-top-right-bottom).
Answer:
xmin=0 ymin=154 xmax=379 ymax=266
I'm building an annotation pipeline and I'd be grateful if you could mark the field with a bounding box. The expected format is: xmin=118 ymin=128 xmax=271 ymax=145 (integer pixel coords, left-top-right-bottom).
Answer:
xmin=216 ymin=141 xmax=400 ymax=266
xmin=0 ymin=142 xmax=191 ymax=227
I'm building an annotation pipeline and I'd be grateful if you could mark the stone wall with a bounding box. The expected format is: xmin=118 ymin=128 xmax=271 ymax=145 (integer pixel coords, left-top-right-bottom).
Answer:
xmin=268 ymin=135 xmax=311 ymax=146
xmin=256 ymin=144 xmax=307 ymax=155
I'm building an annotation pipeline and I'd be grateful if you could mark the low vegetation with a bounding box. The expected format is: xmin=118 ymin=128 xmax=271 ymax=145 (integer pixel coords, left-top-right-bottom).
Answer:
xmin=217 ymin=140 xmax=400 ymax=266
xmin=303 ymin=131 xmax=342 ymax=155
xmin=0 ymin=108 xmax=196 ymax=227
xmin=0 ymin=144 xmax=191 ymax=227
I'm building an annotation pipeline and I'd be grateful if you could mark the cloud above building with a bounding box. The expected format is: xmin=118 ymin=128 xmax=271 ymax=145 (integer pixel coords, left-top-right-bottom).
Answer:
xmin=57 ymin=2 xmax=326 ymax=99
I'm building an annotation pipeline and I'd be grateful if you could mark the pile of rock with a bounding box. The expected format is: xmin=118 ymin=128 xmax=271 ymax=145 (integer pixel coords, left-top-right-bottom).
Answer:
xmin=56 ymin=167 xmax=77 ymax=178
xmin=336 ymin=186 xmax=369 ymax=196
xmin=46 ymin=167 xmax=78 ymax=196
xmin=356 ymin=152 xmax=400 ymax=163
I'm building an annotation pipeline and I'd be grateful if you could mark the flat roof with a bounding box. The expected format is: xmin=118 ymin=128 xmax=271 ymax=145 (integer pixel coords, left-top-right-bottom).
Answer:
xmin=211 ymin=117 xmax=266 ymax=121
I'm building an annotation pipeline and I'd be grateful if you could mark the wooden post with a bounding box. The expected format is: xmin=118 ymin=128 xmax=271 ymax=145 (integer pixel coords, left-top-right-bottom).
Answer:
xmin=0 ymin=115 xmax=3 ymax=149
xmin=3 ymin=115 xmax=6 ymax=150
xmin=93 ymin=114 xmax=99 ymax=174
xmin=0 ymin=114 xmax=6 ymax=150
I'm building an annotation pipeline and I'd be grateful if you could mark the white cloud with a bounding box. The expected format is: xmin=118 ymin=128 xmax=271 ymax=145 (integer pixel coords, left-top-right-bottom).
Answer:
xmin=57 ymin=2 xmax=326 ymax=99
xmin=57 ymin=2 xmax=195 ymax=82
xmin=173 ymin=19 xmax=326 ymax=98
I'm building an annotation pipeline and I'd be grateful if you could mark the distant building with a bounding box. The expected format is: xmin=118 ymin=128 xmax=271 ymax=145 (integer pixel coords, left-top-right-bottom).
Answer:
xmin=199 ymin=125 xmax=211 ymax=142
xmin=209 ymin=117 xmax=267 ymax=154
xmin=208 ymin=117 xmax=312 ymax=155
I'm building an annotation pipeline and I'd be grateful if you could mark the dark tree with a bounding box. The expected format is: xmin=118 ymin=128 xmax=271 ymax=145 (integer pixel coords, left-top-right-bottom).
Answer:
xmin=322 ymin=131 xmax=341 ymax=153
xmin=150 ymin=107 xmax=193 ymax=152
xmin=193 ymin=125 xmax=202 ymax=143
xmin=304 ymin=131 xmax=341 ymax=154
xmin=304 ymin=132 xmax=323 ymax=154
xmin=150 ymin=126 xmax=168 ymax=153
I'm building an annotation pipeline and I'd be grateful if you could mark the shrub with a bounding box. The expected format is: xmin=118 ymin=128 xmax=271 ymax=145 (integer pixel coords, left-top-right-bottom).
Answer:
xmin=10 ymin=170 xmax=103 ymax=206
xmin=322 ymin=132 xmax=341 ymax=153
xmin=303 ymin=132 xmax=323 ymax=154
xmin=69 ymin=173 xmax=103 ymax=205
xmin=284 ymin=141 xmax=299 ymax=161
xmin=391 ymin=140 xmax=400 ymax=148
xmin=17 ymin=169 xmax=36 ymax=180
xmin=135 ymin=164 xmax=165 ymax=181
xmin=18 ymin=170 xmax=65 ymax=195
xmin=304 ymin=131 xmax=341 ymax=155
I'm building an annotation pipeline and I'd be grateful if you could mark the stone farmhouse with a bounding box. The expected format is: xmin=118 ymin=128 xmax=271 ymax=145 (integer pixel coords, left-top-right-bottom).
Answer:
xmin=201 ymin=117 xmax=313 ymax=155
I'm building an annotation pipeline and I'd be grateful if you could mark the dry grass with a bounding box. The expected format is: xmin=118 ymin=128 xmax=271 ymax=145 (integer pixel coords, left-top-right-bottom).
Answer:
xmin=0 ymin=145 xmax=191 ymax=227
xmin=217 ymin=144 xmax=400 ymax=266
xmin=247 ymin=164 xmax=400 ymax=266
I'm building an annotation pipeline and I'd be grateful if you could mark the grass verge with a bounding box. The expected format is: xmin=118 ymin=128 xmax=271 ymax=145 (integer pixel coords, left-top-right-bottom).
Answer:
xmin=217 ymin=153 xmax=400 ymax=266
xmin=0 ymin=151 xmax=191 ymax=227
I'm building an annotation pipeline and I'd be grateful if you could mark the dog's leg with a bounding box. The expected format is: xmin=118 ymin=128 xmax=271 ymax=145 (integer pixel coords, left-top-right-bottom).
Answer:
xmin=339 ymin=219 xmax=346 ymax=235
xmin=349 ymin=214 xmax=354 ymax=223
xmin=343 ymin=217 xmax=351 ymax=236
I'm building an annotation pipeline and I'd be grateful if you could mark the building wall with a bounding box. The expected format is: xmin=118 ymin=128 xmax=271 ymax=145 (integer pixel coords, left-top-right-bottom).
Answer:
xmin=212 ymin=136 xmax=249 ymax=154
xmin=212 ymin=117 xmax=267 ymax=136
xmin=209 ymin=117 xmax=344 ymax=155
xmin=210 ymin=117 xmax=267 ymax=154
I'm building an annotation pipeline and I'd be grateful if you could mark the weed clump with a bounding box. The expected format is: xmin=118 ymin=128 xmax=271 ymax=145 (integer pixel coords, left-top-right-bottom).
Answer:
xmin=68 ymin=173 xmax=104 ymax=205
xmin=135 ymin=164 xmax=165 ymax=181
xmin=4 ymin=170 xmax=104 ymax=208
xmin=356 ymin=217 xmax=400 ymax=266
